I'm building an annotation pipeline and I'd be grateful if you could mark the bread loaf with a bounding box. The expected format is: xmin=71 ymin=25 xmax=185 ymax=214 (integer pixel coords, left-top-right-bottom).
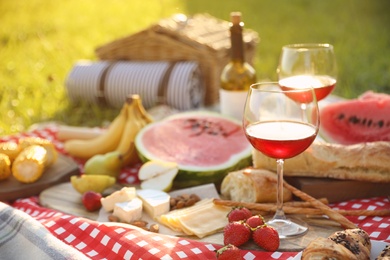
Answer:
xmin=253 ymin=141 xmax=390 ymax=182
xmin=220 ymin=168 xmax=292 ymax=203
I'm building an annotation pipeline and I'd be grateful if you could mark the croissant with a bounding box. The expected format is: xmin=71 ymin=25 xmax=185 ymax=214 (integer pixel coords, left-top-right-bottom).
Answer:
xmin=377 ymin=245 xmax=390 ymax=260
xmin=302 ymin=228 xmax=371 ymax=260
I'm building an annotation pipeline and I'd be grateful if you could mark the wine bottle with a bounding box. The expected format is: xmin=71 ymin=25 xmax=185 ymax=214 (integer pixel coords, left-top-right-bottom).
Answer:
xmin=220 ymin=12 xmax=257 ymax=121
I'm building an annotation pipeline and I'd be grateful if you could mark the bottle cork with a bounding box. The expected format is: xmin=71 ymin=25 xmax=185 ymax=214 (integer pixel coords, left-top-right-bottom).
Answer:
xmin=230 ymin=12 xmax=242 ymax=25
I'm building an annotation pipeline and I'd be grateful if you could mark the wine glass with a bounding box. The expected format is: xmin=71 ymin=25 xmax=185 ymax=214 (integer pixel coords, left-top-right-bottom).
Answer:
xmin=243 ymin=82 xmax=320 ymax=238
xmin=278 ymin=43 xmax=337 ymax=102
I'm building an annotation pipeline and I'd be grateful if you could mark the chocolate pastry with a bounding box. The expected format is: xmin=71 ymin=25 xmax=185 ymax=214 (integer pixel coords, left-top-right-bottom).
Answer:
xmin=302 ymin=228 xmax=371 ymax=260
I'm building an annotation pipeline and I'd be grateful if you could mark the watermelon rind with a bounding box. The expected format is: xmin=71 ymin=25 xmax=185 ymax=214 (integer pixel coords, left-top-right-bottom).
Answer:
xmin=135 ymin=111 xmax=253 ymax=189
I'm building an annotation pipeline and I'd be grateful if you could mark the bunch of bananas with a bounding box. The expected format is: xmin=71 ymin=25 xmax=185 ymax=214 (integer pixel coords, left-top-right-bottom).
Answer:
xmin=64 ymin=94 xmax=153 ymax=166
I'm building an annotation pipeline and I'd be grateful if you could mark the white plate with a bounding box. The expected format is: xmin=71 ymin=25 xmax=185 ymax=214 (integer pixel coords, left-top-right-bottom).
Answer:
xmin=291 ymin=240 xmax=388 ymax=260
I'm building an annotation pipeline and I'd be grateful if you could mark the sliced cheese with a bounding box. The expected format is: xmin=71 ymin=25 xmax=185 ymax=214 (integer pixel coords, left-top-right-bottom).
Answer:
xmin=101 ymin=187 xmax=136 ymax=212
xmin=178 ymin=204 xmax=230 ymax=238
xmin=137 ymin=189 xmax=170 ymax=219
xmin=112 ymin=198 xmax=143 ymax=223
xmin=158 ymin=199 xmax=211 ymax=231
xmin=165 ymin=199 xmax=213 ymax=231
xmin=158 ymin=198 xmax=229 ymax=238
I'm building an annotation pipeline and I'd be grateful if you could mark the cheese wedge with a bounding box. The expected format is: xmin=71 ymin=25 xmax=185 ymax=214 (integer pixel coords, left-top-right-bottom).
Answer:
xmin=101 ymin=187 xmax=136 ymax=212
xmin=112 ymin=198 xmax=143 ymax=223
xmin=137 ymin=189 xmax=170 ymax=219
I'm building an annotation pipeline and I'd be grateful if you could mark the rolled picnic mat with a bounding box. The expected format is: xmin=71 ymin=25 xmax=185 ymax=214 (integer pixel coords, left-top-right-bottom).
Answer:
xmin=65 ymin=60 xmax=205 ymax=110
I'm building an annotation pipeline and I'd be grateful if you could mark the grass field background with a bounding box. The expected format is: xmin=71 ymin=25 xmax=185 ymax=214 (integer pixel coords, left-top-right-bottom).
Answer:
xmin=1 ymin=0 xmax=389 ymax=135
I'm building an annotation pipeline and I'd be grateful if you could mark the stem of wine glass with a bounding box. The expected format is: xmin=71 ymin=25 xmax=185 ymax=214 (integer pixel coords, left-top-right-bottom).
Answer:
xmin=274 ymin=158 xmax=286 ymax=220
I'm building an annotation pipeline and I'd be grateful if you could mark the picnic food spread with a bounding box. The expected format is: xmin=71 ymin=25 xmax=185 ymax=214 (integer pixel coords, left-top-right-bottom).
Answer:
xmin=1 ymin=91 xmax=390 ymax=259
xmin=1 ymin=13 xmax=390 ymax=260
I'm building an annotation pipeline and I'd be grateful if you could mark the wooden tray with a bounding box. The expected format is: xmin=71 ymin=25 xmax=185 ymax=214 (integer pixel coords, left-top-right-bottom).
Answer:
xmin=39 ymin=182 xmax=341 ymax=252
xmin=285 ymin=176 xmax=390 ymax=203
xmin=0 ymin=154 xmax=79 ymax=202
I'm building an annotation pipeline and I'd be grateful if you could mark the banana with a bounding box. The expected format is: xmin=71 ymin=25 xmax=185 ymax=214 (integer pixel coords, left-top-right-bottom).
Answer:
xmin=116 ymin=95 xmax=153 ymax=166
xmin=134 ymin=96 xmax=154 ymax=125
xmin=64 ymin=104 xmax=128 ymax=159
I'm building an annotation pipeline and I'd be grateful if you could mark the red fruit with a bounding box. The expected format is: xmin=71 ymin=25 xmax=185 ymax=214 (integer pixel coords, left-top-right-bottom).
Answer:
xmin=246 ymin=215 xmax=265 ymax=229
xmin=216 ymin=244 xmax=242 ymax=260
xmin=227 ymin=207 xmax=252 ymax=222
xmin=82 ymin=191 xmax=102 ymax=212
xmin=223 ymin=221 xmax=251 ymax=247
xmin=252 ymin=225 xmax=280 ymax=251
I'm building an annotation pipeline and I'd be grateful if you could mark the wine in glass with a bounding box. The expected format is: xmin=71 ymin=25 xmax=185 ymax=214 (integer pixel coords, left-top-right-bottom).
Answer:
xmin=243 ymin=82 xmax=320 ymax=238
xmin=278 ymin=43 xmax=337 ymax=102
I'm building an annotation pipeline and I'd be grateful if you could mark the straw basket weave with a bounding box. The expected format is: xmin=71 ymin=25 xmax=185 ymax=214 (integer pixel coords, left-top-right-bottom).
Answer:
xmin=95 ymin=13 xmax=259 ymax=105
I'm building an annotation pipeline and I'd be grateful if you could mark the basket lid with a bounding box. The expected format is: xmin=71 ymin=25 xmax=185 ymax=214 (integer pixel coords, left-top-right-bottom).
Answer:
xmin=95 ymin=13 xmax=259 ymax=59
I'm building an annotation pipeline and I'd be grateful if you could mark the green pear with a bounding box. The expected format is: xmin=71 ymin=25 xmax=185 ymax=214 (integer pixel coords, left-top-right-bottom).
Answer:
xmin=139 ymin=160 xmax=178 ymax=192
xmin=84 ymin=151 xmax=123 ymax=178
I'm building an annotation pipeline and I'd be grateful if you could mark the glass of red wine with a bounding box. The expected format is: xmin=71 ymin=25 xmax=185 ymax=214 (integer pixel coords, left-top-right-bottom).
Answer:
xmin=243 ymin=82 xmax=320 ymax=238
xmin=278 ymin=43 xmax=337 ymax=102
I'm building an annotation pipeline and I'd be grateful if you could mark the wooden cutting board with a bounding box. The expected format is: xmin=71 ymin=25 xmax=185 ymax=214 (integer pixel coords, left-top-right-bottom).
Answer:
xmin=39 ymin=182 xmax=341 ymax=251
xmin=285 ymin=176 xmax=390 ymax=203
xmin=0 ymin=154 xmax=79 ymax=202
xmin=40 ymin=182 xmax=100 ymax=220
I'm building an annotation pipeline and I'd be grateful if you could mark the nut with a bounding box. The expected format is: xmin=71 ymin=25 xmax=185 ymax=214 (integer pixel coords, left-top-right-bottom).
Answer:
xmin=108 ymin=214 xmax=120 ymax=222
xmin=184 ymin=198 xmax=196 ymax=207
xmin=170 ymin=198 xmax=177 ymax=207
xmin=149 ymin=224 xmax=159 ymax=233
xmin=190 ymin=194 xmax=201 ymax=202
xmin=170 ymin=193 xmax=202 ymax=210
xmin=130 ymin=220 xmax=148 ymax=228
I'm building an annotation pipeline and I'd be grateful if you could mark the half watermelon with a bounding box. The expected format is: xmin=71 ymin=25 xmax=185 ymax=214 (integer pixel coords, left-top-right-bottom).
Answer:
xmin=320 ymin=91 xmax=390 ymax=144
xmin=134 ymin=111 xmax=253 ymax=188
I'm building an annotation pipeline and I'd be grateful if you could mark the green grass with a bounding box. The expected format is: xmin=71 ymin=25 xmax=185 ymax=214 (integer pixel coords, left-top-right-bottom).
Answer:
xmin=1 ymin=0 xmax=389 ymax=136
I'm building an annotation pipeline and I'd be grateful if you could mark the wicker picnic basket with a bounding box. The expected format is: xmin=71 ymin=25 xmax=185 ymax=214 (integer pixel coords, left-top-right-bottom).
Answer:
xmin=95 ymin=13 xmax=259 ymax=105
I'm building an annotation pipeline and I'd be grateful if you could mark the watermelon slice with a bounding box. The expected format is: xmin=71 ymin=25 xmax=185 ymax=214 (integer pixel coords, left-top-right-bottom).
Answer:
xmin=320 ymin=91 xmax=390 ymax=144
xmin=134 ymin=111 xmax=252 ymax=189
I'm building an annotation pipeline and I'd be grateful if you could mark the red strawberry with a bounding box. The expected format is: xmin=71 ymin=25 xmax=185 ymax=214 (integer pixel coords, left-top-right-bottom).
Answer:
xmin=227 ymin=207 xmax=252 ymax=222
xmin=252 ymin=225 xmax=280 ymax=251
xmin=82 ymin=191 xmax=102 ymax=212
xmin=223 ymin=221 xmax=251 ymax=247
xmin=215 ymin=244 xmax=243 ymax=260
xmin=246 ymin=214 xmax=265 ymax=229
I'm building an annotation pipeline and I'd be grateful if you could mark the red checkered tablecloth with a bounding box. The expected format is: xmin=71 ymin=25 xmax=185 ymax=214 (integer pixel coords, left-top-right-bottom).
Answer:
xmin=2 ymin=125 xmax=390 ymax=259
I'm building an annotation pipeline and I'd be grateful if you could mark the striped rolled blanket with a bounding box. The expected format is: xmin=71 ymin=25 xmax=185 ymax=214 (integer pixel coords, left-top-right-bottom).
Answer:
xmin=0 ymin=202 xmax=89 ymax=260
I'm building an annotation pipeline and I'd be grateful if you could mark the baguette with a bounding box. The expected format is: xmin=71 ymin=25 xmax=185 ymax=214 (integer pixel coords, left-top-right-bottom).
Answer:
xmin=220 ymin=168 xmax=292 ymax=203
xmin=253 ymin=141 xmax=390 ymax=182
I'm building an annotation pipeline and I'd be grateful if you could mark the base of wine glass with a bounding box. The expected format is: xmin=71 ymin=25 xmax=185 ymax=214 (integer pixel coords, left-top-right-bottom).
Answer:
xmin=267 ymin=217 xmax=308 ymax=239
